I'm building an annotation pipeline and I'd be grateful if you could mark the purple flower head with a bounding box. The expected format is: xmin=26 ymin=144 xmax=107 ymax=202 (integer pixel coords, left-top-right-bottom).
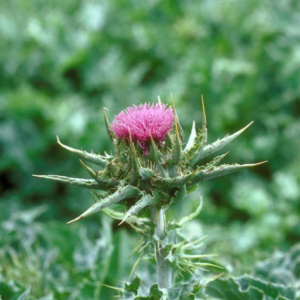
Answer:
xmin=111 ymin=103 xmax=175 ymax=154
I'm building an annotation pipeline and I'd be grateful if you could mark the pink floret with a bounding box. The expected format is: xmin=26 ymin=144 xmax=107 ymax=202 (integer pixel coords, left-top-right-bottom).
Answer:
xmin=111 ymin=103 xmax=175 ymax=152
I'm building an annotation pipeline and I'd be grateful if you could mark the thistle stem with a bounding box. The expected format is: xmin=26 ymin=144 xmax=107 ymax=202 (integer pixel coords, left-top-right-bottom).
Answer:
xmin=151 ymin=207 xmax=172 ymax=289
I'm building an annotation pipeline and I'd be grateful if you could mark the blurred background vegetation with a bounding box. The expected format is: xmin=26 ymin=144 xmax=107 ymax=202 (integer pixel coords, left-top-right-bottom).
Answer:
xmin=1 ymin=0 xmax=300 ymax=299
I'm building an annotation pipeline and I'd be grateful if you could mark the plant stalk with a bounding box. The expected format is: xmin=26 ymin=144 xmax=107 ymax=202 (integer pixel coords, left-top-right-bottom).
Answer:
xmin=151 ymin=207 xmax=172 ymax=289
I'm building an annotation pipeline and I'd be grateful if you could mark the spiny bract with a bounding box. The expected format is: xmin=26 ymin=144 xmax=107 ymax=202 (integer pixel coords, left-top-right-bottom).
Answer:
xmin=34 ymin=96 xmax=266 ymax=225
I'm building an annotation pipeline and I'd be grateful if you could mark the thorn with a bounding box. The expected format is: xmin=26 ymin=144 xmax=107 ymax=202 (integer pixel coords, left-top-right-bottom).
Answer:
xmin=67 ymin=215 xmax=83 ymax=224
xmin=201 ymin=95 xmax=207 ymax=143
xmin=56 ymin=135 xmax=68 ymax=149
xmin=102 ymin=284 xmax=123 ymax=292
xmin=170 ymin=93 xmax=180 ymax=133
xmin=158 ymin=95 xmax=162 ymax=106
xmin=239 ymin=121 xmax=254 ymax=134
xmin=103 ymin=107 xmax=114 ymax=143
xmin=247 ymin=120 xmax=254 ymax=128
xmin=251 ymin=160 xmax=268 ymax=166
xmin=170 ymin=92 xmax=176 ymax=117
xmin=201 ymin=95 xmax=206 ymax=117
xmin=79 ymin=159 xmax=96 ymax=176
xmin=90 ymin=191 xmax=98 ymax=203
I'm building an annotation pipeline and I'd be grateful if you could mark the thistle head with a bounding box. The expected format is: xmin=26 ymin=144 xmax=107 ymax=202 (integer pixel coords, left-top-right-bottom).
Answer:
xmin=111 ymin=103 xmax=175 ymax=153
xmin=35 ymin=95 xmax=266 ymax=225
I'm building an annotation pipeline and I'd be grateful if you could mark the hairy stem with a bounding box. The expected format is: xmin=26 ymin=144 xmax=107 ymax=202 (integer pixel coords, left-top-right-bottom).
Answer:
xmin=151 ymin=207 xmax=172 ymax=289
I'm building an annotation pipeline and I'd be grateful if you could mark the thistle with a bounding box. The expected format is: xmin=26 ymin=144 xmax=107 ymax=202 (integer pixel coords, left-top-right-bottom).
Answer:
xmin=34 ymin=96 xmax=266 ymax=298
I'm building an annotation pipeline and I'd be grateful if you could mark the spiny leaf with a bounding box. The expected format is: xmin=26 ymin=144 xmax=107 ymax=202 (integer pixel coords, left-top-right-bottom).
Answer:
xmin=32 ymin=174 xmax=107 ymax=190
xmin=79 ymin=160 xmax=119 ymax=187
xmin=136 ymin=284 xmax=167 ymax=300
xmin=206 ymin=275 xmax=296 ymax=300
xmin=205 ymin=152 xmax=229 ymax=169
xmin=183 ymin=96 xmax=207 ymax=164
xmin=93 ymin=189 xmax=110 ymax=198
xmin=189 ymin=161 xmax=267 ymax=186
xmin=186 ymin=131 xmax=205 ymax=166
xmin=125 ymin=275 xmax=142 ymax=295
xmin=156 ymin=161 xmax=266 ymax=188
xmin=102 ymin=207 xmax=150 ymax=225
xmin=153 ymin=190 xmax=170 ymax=208
xmin=193 ymin=121 xmax=254 ymax=164
xmin=154 ymin=172 xmax=194 ymax=189
xmin=178 ymin=195 xmax=203 ymax=226
xmin=169 ymin=186 xmax=187 ymax=206
xmin=174 ymin=280 xmax=202 ymax=300
xmin=205 ymin=277 xmax=265 ymax=300
xmin=184 ymin=120 xmax=197 ymax=152
xmin=120 ymin=194 xmax=154 ymax=225
xmin=67 ymin=185 xmax=141 ymax=224
xmin=56 ymin=136 xmax=109 ymax=167
xmin=235 ymin=275 xmax=295 ymax=300
xmin=139 ymin=166 xmax=156 ymax=180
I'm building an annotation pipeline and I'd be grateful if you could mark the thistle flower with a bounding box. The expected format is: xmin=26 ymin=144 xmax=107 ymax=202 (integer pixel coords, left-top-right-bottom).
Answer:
xmin=111 ymin=103 xmax=175 ymax=152
xmin=34 ymin=96 xmax=267 ymax=293
xmin=34 ymin=97 xmax=266 ymax=225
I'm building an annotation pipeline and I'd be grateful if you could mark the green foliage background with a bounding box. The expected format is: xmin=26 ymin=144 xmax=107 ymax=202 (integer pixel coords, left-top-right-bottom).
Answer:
xmin=1 ymin=0 xmax=299 ymax=299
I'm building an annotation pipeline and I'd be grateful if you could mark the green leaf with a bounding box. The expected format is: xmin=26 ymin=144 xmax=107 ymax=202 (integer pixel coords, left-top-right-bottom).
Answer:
xmin=32 ymin=174 xmax=106 ymax=190
xmin=184 ymin=97 xmax=207 ymax=165
xmin=57 ymin=136 xmax=109 ymax=167
xmin=125 ymin=276 xmax=142 ymax=295
xmin=178 ymin=195 xmax=203 ymax=226
xmin=235 ymin=275 xmax=295 ymax=300
xmin=206 ymin=274 xmax=296 ymax=300
xmin=206 ymin=277 xmax=264 ymax=300
xmin=136 ymin=284 xmax=166 ymax=300
xmin=79 ymin=159 xmax=120 ymax=187
xmin=120 ymin=194 xmax=154 ymax=224
xmin=67 ymin=185 xmax=142 ymax=224
xmin=189 ymin=162 xmax=267 ymax=186
xmin=169 ymin=186 xmax=187 ymax=206
xmin=184 ymin=121 xmax=197 ymax=152
xmin=194 ymin=122 xmax=253 ymax=164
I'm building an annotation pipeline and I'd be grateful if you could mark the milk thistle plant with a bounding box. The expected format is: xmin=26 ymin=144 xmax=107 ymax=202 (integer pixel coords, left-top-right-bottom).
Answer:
xmin=35 ymin=96 xmax=265 ymax=299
